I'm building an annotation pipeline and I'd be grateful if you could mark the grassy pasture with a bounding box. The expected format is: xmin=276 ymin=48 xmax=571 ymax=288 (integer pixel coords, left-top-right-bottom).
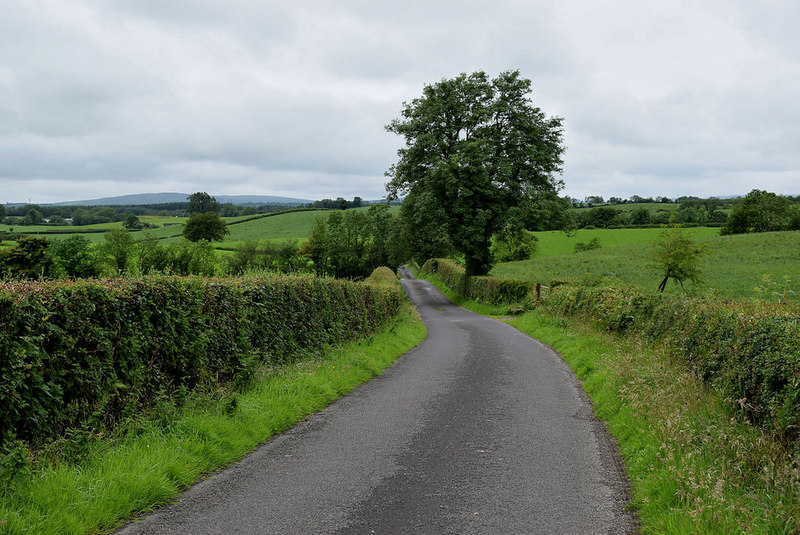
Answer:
xmin=533 ymin=227 xmax=720 ymax=257
xmin=224 ymin=210 xmax=333 ymax=242
xmin=1 ymin=207 xmax=399 ymax=247
xmin=497 ymin=229 xmax=800 ymax=301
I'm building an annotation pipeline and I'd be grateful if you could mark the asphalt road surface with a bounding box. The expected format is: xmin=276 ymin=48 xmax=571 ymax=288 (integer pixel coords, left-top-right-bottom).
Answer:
xmin=118 ymin=267 xmax=635 ymax=534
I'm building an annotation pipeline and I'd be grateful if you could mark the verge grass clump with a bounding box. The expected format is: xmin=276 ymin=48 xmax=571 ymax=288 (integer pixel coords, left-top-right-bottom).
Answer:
xmin=364 ymin=266 xmax=400 ymax=288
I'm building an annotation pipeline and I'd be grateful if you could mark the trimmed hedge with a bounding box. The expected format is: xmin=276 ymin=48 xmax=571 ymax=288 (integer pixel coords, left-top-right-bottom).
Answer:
xmin=421 ymin=258 xmax=533 ymax=304
xmin=0 ymin=275 xmax=402 ymax=447
xmin=543 ymin=283 xmax=800 ymax=442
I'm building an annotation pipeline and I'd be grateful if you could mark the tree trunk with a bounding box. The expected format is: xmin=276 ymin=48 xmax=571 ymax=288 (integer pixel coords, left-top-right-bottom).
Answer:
xmin=658 ymin=274 xmax=669 ymax=293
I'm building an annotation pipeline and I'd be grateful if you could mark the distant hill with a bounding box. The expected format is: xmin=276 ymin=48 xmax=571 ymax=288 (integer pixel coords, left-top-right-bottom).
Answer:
xmin=48 ymin=193 xmax=311 ymax=206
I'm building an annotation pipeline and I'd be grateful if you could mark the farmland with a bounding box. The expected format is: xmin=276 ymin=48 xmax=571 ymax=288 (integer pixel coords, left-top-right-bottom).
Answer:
xmin=532 ymin=226 xmax=719 ymax=257
xmin=0 ymin=206 xmax=399 ymax=248
xmin=495 ymin=228 xmax=800 ymax=301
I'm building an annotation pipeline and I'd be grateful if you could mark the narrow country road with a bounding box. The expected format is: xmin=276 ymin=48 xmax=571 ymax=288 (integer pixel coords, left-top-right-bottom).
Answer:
xmin=118 ymin=268 xmax=635 ymax=534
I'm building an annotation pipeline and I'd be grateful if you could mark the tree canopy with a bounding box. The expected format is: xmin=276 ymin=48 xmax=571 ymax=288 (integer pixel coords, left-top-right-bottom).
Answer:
xmin=183 ymin=212 xmax=229 ymax=242
xmin=385 ymin=70 xmax=564 ymax=275
xmin=720 ymin=189 xmax=800 ymax=234
xmin=187 ymin=192 xmax=220 ymax=215
xmin=300 ymin=204 xmax=398 ymax=279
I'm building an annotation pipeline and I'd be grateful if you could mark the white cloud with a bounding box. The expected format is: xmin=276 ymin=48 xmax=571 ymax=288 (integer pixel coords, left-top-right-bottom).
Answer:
xmin=0 ymin=0 xmax=798 ymax=203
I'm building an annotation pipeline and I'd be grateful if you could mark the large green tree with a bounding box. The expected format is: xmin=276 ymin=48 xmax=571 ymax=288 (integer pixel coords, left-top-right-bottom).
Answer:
xmin=183 ymin=212 xmax=229 ymax=242
xmin=385 ymin=70 xmax=564 ymax=275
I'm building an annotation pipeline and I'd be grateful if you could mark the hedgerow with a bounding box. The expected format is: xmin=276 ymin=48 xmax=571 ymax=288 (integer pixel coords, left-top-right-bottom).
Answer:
xmin=0 ymin=275 xmax=402 ymax=448
xmin=421 ymin=258 xmax=532 ymax=304
xmin=542 ymin=282 xmax=800 ymax=443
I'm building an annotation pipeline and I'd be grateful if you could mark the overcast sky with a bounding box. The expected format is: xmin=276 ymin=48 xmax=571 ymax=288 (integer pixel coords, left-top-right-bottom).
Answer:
xmin=1 ymin=0 xmax=798 ymax=204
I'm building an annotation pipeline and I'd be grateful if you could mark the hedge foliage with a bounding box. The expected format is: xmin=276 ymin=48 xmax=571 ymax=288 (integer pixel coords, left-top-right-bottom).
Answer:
xmin=0 ymin=275 xmax=403 ymax=447
xmin=543 ymin=282 xmax=800 ymax=442
xmin=421 ymin=258 xmax=533 ymax=304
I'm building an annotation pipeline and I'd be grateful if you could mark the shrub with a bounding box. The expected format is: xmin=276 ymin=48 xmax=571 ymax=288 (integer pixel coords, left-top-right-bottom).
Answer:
xmin=365 ymin=266 xmax=399 ymax=288
xmin=573 ymin=237 xmax=601 ymax=252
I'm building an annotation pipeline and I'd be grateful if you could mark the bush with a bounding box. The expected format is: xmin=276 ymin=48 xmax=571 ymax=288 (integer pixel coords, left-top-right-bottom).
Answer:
xmin=573 ymin=237 xmax=601 ymax=252
xmin=421 ymin=258 xmax=532 ymax=304
xmin=364 ymin=266 xmax=399 ymax=288
xmin=0 ymin=275 xmax=403 ymax=448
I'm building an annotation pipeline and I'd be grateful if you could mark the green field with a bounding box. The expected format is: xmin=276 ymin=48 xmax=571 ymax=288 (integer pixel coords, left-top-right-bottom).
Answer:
xmin=496 ymin=229 xmax=800 ymax=301
xmin=533 ymin=227 xmax=720 ymax=257
xmin=225 ymin=210 xmax=332 ymax=243
xmin=0 ymin=208 xmax=399 ymax=248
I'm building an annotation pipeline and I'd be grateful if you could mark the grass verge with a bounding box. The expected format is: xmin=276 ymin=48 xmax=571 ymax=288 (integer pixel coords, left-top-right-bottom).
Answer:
xmin=0 ymin=304 xmax=426 ymax=535
xmin=510 ymin=311 xmax=799 ymax=534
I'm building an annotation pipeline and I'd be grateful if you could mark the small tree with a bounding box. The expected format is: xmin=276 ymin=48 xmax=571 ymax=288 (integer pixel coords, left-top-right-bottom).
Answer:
xmin=98 ymin=229 xmax=136 ymax=273
xmin=168 ymin=239 xmax=218 ymax=276
xmin=123 ymin=213 xmax=144 ymax=230
xmin=650 ymin=227 xmax=705 ymax=293
xmin=137 ymin=235 xmax=170 ymax=274
xmin=47 ymin=235 xmax=97 ymax=278
xmin=183 ymin=213 xmax=229 ymax=242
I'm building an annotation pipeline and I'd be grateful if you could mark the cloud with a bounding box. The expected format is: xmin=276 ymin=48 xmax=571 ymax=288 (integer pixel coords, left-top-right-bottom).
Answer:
xmin=0 ymin=0 xmax=798 ymax=203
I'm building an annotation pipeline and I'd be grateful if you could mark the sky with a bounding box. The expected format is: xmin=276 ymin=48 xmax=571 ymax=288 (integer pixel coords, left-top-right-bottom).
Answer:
xmin=1 ymin=0 xmax=798 ymax=204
